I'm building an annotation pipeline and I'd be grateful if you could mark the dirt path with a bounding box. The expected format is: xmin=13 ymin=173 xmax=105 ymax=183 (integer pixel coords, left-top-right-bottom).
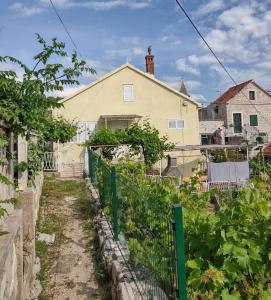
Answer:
xmin=37 ymin=177 xmax=110 ymax=300
xmin=47 ymin=195 xmax=101 ymax=299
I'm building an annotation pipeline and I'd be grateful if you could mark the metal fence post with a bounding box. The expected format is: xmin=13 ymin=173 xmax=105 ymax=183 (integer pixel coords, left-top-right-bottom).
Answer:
xmin=173 ymin=204 xmax=187 ymax=300
xmin=111 ymin=166 xmax=119 ymax=241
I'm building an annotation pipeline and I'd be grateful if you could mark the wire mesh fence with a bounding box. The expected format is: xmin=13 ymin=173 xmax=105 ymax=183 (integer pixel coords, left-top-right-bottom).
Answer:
xmin=88 ymin=148 xmax=187 ymax=300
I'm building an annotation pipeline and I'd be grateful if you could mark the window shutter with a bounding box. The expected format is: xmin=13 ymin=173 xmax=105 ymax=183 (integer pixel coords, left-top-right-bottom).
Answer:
xmin=123 ymin=85 xmax=133 ymax=101
xmin=250 ymin=115 xmax=258 ymax=126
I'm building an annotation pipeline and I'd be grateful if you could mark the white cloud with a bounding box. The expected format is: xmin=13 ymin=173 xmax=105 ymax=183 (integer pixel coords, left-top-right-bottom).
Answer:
xmin=105 ymin=47 xmax=145 ymax=59
xmin=203 ymin=4 xmax=271 ymax=64
xmin=0 ymin=61 xmax=24 ymax=81
xmin=9 ymin=2 xmax=46 ymax=16
xmin=198 ymin=0 xmax=225 ymax=15
xmin=176 ymin=58 xmax=200 ymax=76
xmin=187 ymin=54 xmax=217 ymax=65
xmin=162 ymin=76 xmax=201 ymax=91
xmin=218 ymin=5 xmax=269 ymax=38
xmin=53 ymin=84 xmax=86 ymax=98
xmin=10 ymin=0 xmax=152 ymax=16
xmin=175 ymin=54 xmax=216 ymax=76
xmin=186 ymin=80 xmax=202 ymax=90
xmin=162 ymin=76 xmax=182 ymax=90
xmin=190 ymin=93 xmax=207 ymax=103
xmin=120 ymin=36 xmax=142 ymax=46
xmin=41 ymin=0 xmax=151 ymax=10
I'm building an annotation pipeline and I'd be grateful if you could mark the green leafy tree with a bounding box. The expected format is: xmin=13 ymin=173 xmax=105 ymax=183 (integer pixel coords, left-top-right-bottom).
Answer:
xmin=86 ymin=121 xmax=174 ymax=166
xmin=0 ymin=34 xmax=94 ymax=139
xmin=86 ymin=128 xmax=119 ymax=160
xmin=0 ymin=34 xmax=95 ymax=226
xmin=117 ymin=121 xmax=174 ymax=166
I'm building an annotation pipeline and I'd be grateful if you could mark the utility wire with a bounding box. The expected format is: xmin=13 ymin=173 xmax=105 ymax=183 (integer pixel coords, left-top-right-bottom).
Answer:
xmin=175 ymin=0 xmax=237 ymax=86
xmin=175 ymin=0 xmax=271 ymax=128
xmin=49 ymin=0 xmax=85 ymax=60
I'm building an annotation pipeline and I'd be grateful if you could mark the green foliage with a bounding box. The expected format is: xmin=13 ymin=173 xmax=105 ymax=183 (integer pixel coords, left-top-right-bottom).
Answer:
xmin=0 ymin=33 xmax=94 ymax=141
xmin=94 ymin=152 xmax=271 ymax=299
xmin=118 ymin=121 xmax=174 ymax=166
xmin=208 ymin=148 xmax=247 ymax=163
xmin=42 ymin=115 xmax=77 ymax=144
xmin=27 ymin=141 xmax=44 ymax=186
xmin=86 ymin=128 xmax=119 ymax=160
xmin=0 ymin=34 xmax=94 ymax=224
xmin=86 ymin=121 xmax=174 ymax=166
xmin=249 ymin=153 xmax=271 ymax=178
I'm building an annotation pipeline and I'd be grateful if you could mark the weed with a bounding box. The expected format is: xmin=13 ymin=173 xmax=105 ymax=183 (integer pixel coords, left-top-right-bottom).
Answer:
xmin=36 ymin=240 xmax=48 ymax=256
xmin=64 ymin=280 xmax=75 ymax=289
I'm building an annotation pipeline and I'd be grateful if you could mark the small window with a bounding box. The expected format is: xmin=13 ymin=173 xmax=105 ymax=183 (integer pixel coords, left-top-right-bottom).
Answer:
xmin=168 ymin=119 xmax=185 ymax=129
xmin=123 ymin=84 xmax=134 ymax=101
xmin=250 ymin=115 xmax=258 ymax=126
xmin=249 ymin=90 xmax=255 ymax=100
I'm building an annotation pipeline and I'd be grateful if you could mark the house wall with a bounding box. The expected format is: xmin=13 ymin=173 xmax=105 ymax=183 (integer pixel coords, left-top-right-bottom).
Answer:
xmin=55 ymin=66 xmax=200 ymax=176
xmin=225 ymin=82 xmax=271 ymax=142
xmin=200 ymin=120 xmax=225 ymax=135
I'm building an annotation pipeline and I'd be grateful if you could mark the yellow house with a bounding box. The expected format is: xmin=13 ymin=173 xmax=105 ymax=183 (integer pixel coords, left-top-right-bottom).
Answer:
xmin=54 ymin=50 xmax=201 ymax=177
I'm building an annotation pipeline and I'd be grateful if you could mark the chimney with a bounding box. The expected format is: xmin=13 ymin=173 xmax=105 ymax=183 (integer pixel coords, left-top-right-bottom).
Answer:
xmin=145 ymin=46 xmax=154 ymax=75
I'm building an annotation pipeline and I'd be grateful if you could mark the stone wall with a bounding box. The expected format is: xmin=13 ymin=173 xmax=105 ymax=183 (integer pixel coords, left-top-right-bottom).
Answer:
xmin=86 ymin=178 xmax=168 ymax=300
xmin=0 ymin=173 xmax=43 ymax=300
xmin=199 ymin=120 xmax=225 ymax=135
xmin=225 ymin=82 xmax=271 ymax=142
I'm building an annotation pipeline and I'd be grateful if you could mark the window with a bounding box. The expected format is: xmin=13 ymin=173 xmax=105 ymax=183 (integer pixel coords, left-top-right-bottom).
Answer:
xmin=249 ymin=115 xmax=258 ymax=126
xmin=249 ymin=90 xmax=255 ymax=100
xmin=233 ymin=113 xmax=242 ymax=133
xmin=201 ymin=134 xmax=212 ymax=145
xmin=70 ymin=121 xmax=97 ymax=144
xmin=168 ymin=119 xmax=185 ymax=129
xmin=123 ymin=84 xmax=134 ymax=101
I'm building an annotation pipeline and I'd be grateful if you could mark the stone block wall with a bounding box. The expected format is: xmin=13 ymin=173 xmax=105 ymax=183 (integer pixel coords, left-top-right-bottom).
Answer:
xmin=0 ymin=173 xmax=43 ymax=300
xmin=86 ymin=178 xmax=168 ymax=300
xmin=199 ymin=120 xmax=225 ymax=135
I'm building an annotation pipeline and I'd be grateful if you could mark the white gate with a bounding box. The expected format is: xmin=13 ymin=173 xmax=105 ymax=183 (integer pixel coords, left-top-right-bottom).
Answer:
xmin=43 ymin=152 xmax=61 ymax=171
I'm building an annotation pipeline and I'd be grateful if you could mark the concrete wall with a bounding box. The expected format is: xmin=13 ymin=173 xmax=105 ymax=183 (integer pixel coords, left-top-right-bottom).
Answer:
xmin=0 ymin=173 xmax=43 ymax=300
xmin=0 ymin=130 xmax=14 ymax=202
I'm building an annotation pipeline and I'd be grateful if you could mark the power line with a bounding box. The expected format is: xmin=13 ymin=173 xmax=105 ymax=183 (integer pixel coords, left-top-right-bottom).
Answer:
xmin=175 ymin=0 xmax=271 ymax=128
xmin=49 ymin=0 xmax=85 ymax=60
xmin=175 ymin=0 xmax=237 ymax=86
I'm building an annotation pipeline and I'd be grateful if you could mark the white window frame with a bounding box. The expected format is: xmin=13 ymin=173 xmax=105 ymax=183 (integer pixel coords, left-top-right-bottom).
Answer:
xmin=70 ymin=121 xmax=97 ymax=144
xmin=123 ymin=84 xmax=134 ymax=101
xmin=168 ymin=119 xmax=185 ymax=129
xmin=249 ymin=114 xmax=258 ymax=127
xmin=249 ymin=90 xmax=256 ymax=100
xmin=232 ymin=112 xmax=243 ymax=133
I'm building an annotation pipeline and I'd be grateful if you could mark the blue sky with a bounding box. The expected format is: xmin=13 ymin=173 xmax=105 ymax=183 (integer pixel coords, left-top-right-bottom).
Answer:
xmin=1 ymin=0 xmax=271 ymax=104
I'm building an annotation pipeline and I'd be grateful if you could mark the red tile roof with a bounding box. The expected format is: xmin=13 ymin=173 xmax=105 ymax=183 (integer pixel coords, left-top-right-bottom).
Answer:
xmin=213 ymin=80 xmax=252 ymax=104
xmin=263 ymin=144 xmax=271 ymax=157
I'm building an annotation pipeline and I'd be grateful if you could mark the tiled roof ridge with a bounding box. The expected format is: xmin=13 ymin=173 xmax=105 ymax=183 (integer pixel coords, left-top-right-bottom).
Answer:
xmin=212 ymin=80 xmax=253 ymax=104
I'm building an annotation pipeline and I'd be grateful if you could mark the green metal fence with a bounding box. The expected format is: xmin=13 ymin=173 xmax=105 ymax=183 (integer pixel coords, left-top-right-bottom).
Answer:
xmin=88 ymin=148 xmax=187 ymax=300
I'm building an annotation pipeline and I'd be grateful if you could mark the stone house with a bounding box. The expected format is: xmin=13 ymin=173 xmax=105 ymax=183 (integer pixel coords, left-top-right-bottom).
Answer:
xmin=199 ymin=80 xmax=271 ymax=145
